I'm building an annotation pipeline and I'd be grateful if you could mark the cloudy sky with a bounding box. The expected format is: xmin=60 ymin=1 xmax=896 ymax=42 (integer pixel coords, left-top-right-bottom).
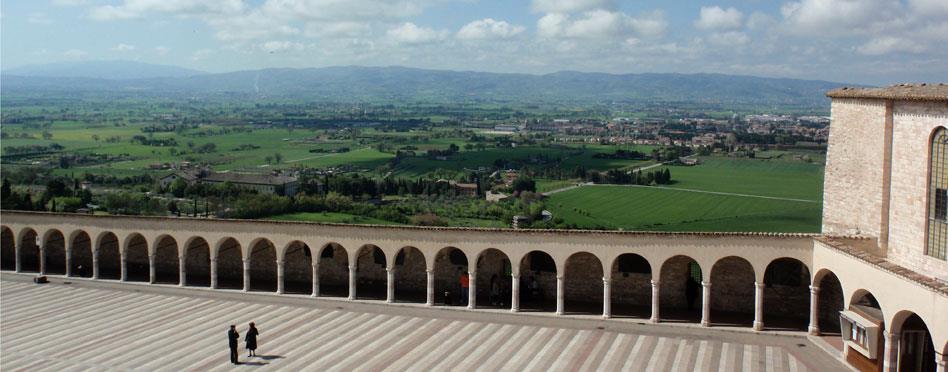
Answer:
xmin=2 ymin=0 xmax=947 ymax=85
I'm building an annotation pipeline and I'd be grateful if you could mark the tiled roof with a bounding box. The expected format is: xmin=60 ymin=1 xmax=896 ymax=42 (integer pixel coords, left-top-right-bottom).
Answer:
xmin=816 ymin=236 xmax=948 ymax=297
xmin=827 ymin=83 xmax=948 ymax=101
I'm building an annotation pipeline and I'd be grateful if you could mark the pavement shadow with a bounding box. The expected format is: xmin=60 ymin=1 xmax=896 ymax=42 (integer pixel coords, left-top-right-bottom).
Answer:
xmin=256 ymin=355 xmax=284 ymax=361
xmin=238 ymin=361 xmax=268 ymax=366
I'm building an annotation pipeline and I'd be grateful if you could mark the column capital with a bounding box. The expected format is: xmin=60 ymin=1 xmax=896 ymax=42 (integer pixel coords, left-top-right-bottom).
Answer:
xmin=556 ymin=275 xmax=565 ymax=280
xmin=883 ymin=330 xmax=900 ymax=341
xmin=276 ymin=260 xmax=284 ymax=266
xmin=602 ymin=277 xmax=611 ymax=284
xmin=809 ymin=285 xmax=820 ymax=293
xmin=426 ymin=269 xmax=433 ymax=274
xmin=650 ymin=279 xmax=660 ymax=286
xmin=211 ymin=257 xmax=218 ymax=262
xmin=701 ymin=280 xmax=711 ymax=287
xmin=755 ymin=282 xmax=765 ymax=289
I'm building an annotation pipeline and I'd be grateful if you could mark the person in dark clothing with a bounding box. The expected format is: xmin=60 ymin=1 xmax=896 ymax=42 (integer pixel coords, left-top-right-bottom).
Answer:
xmin=228 ymin=325 xmax=240 ymax=364
xmin=246 ymin=322 xmax=259 ymax=357
xmin=685 ymin=278 xmax=699 ymax=311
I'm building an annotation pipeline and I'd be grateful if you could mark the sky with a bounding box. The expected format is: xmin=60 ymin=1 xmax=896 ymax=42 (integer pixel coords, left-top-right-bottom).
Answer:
xmin=2 ymin=0 xmax=947 ymax=85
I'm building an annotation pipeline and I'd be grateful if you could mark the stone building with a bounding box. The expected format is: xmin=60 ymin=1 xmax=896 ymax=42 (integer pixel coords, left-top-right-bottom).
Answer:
xmin=0 ymin=84 xmax=946 ymax=372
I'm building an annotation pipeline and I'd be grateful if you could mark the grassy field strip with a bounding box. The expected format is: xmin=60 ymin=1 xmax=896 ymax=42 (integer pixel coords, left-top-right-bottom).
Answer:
xmin=587 ymin=184 xmax=819 ymax=203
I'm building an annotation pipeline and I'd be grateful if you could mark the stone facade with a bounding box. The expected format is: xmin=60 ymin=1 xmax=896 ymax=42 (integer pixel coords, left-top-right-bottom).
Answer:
xmin=823 ymin=98 xmax=888 ymax=238
xmin=887 ymin=101 xmax=948 ymax=278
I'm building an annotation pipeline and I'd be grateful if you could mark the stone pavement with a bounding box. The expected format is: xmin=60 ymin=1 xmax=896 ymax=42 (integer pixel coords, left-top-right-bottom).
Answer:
xmin=0 ymin=274 xmax=848 ymax=371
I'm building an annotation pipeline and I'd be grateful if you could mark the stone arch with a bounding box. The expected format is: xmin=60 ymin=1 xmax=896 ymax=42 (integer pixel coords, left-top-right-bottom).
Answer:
xmin=215 ymin=237 xmax=243 ymax=289
xmin=17 ymin=228 xmax=39 ymax=272
xmin=563 ymin=252 xmax=603 ymax=315
xmin=890 ymin=311 xmax=937 ymax=372
xmin=393 ymin=246 xmax=426 ymax=303
xmin=610 ymin=253 xmax=652 ymax=319
xmin=475 ymin=248 xmax=511 ymax=309
xmin=124 ymin=233 xmax=149 ymax=282
xmin=153 ymin=235 xmax=179 ymax=284
xmin=709 ymin=256 xmax=755 ymax=327
xmin=248 ymin=238 xmax=277 ymax=292
xmin=433 ymin=246 xmax=468 ymax=306
xmin=283 ymin=240 xmax=313 ymax=294
xmin=43 ymin=229 xmax=66 ymax=275
xmin=95 ymin=232 xmax=121 ymax=279
xmin=184 ymin=237 xmax=210 ymax=287
xmin=518 ymin=250 xmax=557 ymax=312
xmin=69 ymin=230 xmax=93 ymax=278
xmin=763 ymin=257 xmax=811 ymax=331
xmin=659 ymin=255 xmax=702 ymax=323
xmin=813 ymin=268 xmax=845 ymax=335
xmin=355 ymin=244 xmax=386 ymax=300
xmin=1 ymin=226 xmax=15 ymax=271
xmin=848 ymin=290 xmax=886 ymax=369
xmin=317 ymin=243 xmax=349 ymax=297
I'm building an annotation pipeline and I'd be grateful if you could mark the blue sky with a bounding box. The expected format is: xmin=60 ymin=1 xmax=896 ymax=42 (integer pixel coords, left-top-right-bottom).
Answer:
xmin=2 ymin=0 xmax=947 ymax=85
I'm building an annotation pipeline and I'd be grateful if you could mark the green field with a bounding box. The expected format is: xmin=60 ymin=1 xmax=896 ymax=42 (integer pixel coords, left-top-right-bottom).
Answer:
xmin=543 ymin=156 xmax=825 ymax=232
xmin=665 ymin=157 xmax=824 ymax=201
xmin=546 ymin=185 xmax=821 ymax=232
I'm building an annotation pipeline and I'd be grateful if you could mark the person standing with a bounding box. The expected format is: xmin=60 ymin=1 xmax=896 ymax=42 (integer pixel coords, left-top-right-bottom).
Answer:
xmin=245 ymin=322 xmax=259 ymax=357
xmin=227 ymin=325 xmax=240 ymax=364
xmin=460 ymin=271 xmax=470 ymax=306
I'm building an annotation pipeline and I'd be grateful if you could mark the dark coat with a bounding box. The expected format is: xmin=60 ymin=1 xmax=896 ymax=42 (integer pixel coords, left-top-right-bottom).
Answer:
xmin=228 ymin=329 xmax=239 ymax=348
xmin=245 ymin=327 xmax=258 ymax=350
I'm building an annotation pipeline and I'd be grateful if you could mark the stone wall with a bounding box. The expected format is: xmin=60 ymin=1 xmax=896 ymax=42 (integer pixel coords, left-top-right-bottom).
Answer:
xmin=660 ymin=256 xmax=696 ymax=310
xmin=887 ymin=101 xmax=948 ymax=279
xmin=185 ymin=241 xmax=210 ymax=285
xmin=356 ymin=246 xmax=387 ymax=293
xmin=283 ymin=242 xmax=312 ymax=290
xmin=564 ymin=253 xmax=603 ymax=305
xmin=818 ymin=273 xmax=844 ymax=332
xmin=394 ymin=248 xmax=426 ymax=296
xmin=823 ymin=98 xmax=887 ymax=237
xmin=154 ymin=242 xmax=179 ymax=283
xmin=318 ymin=245 xmax=349 ymax=295
xmin=71 ymin=235 xmax=94 ymax=277
xmin=433 ymin=248 xmax=467 ymax=304
xmin=44 ymin=232 xmax=66 ymax=275
xmin=217 ymin=239 xmax=243 ymax=287
xmin=710 ymin=257 xmax=755 ymax=315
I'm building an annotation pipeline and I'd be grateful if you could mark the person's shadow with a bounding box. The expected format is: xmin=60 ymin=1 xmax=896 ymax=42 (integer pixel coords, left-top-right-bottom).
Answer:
xmin=238 ymin=361 xmax=268 ymax=366
xmin=255 ymin=355 xmax=284 ymax=361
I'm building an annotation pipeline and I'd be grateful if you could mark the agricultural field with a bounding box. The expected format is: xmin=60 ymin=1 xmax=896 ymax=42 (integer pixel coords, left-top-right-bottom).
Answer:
xmin=545 ymin=156 xmax=824 ymax=232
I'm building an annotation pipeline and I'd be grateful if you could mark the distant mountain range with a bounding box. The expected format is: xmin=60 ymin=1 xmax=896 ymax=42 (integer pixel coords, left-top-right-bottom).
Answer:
xmin=1 ymin=61 xmax=851 ymax=108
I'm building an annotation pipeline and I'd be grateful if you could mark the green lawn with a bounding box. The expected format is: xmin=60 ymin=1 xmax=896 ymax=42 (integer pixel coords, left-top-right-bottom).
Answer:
xmin=546 ymin=185 xmax=821 ymax=233
xmin=665 ymin=156 xmax=824 ymax=201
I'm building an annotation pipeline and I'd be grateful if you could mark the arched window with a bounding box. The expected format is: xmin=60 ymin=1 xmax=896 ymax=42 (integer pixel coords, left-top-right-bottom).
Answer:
xmin=928 ymin=128 xmax=948 ymax=260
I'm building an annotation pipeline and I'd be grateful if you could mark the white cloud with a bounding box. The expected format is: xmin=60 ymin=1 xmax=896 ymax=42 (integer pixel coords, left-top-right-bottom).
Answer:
xmin=909 ymin=0 xmax=948 ymax=16
xmin=694 ymin=6 xmax=743 ymax=30
xmin=707 ymin=31 xmax=750 ymax=46
xmin=530 ymin=0 xmax=613 ymax=14
xmin=259 ymin=0 xmax=431 ymax=21
xmin=746 ymin=12 xmax=776 ymax=30
xmin=538 ymin=9 xmax=666 ymax=39
xmin=63 ymin=49 xmax=89 ymax=59
xmin=457 ymin=18 xmax=524 ymax=40
xmin=191 ymin=49 xmax=213 ymax=60
xmin=627 ymin=10 xmax=668 ymax=38
xmin=304 ymin=21 xmax=372 ymax=38
xmin=260 ymin=40 xmax=305 ymax=53
xmin=52 ymin=0 xmax=86 ymax=5
xmin=111 ymin=43 xmax=136 ymax=52
xmin=779 ymin=0 xmax=901 ymax=35
xmin=27 ymin=12 xmax=53 ymax=24
xmin=154 ymin=46 xmax=171 ymax=55
xmin=386 ymin=22 xmax=447 ymax=44
xmin=90 ymin=0 xmax=245 ymax=21
xmin=857 ymin=37 xmax=926 ymax=55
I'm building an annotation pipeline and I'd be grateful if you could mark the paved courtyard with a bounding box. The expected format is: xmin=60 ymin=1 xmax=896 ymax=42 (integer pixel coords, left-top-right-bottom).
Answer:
xmin=0 ymin=274 xmax=847 ymax=371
